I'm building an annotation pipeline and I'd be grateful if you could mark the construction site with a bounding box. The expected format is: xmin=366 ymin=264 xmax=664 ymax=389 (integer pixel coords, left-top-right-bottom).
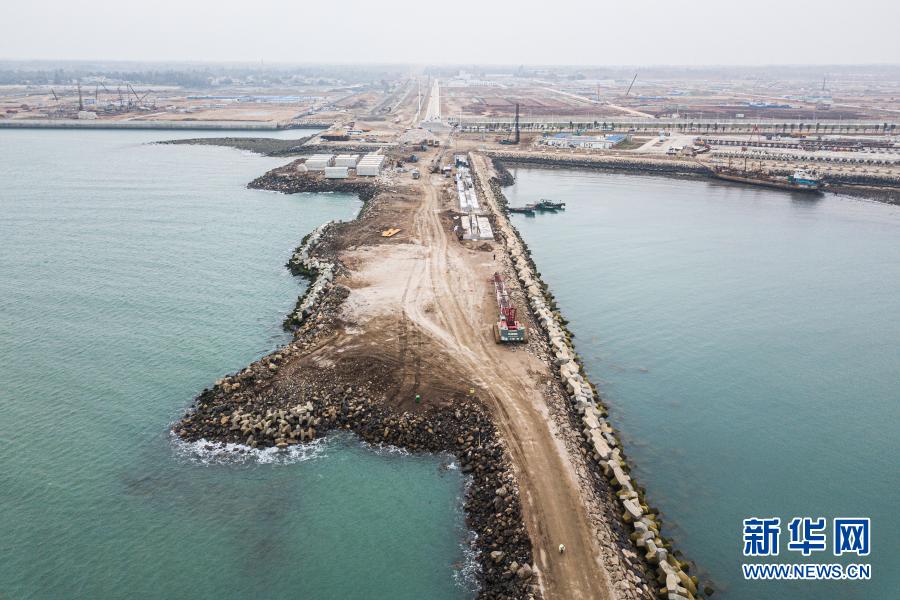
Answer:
xmin=4 ymin=64 xmax=899 ymax=185
xmin=168 ymin=64 xmax=900 ymax=594
xmin=6 ymin=59 xmax=897 ymax=600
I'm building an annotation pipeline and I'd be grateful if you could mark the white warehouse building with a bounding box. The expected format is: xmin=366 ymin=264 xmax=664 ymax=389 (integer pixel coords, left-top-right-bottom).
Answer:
xmin=541 ymin=133 xmax=628 ymax=149
xmin=324 ymin=166 xmax=349 ymax=179
xmin=334 ymin=154 xmax=359 ymax=168
xmin=356 ymin=153 xmax=385 ymax=176
xmin=305 ymin=154 xmax=335 ymax=170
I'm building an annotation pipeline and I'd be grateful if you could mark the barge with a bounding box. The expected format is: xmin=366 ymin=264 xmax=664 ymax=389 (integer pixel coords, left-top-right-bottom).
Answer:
xmin=712 ymin=167 xmax=825 ymax=193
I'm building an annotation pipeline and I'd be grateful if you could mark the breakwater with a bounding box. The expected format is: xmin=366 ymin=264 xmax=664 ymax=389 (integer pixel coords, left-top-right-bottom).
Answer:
xmin=488 ymin=150 xmax=900 ymax=205
xmin=174 ymin=172 xmax=539 ymax=600
xmin=248 ymin=165 xmax=380 ymax=200
xmin=472 ymin=154 xmax=707 ymax=600
xmin=282 ymin=222 xmax=339 ymax=329
xmin=158 ymin=137 xmax=389 ymax=158
xmin=486 ymin=150 xmax=707 ymax=176
xmin=159 ymin=136 xmax=316 ymax=156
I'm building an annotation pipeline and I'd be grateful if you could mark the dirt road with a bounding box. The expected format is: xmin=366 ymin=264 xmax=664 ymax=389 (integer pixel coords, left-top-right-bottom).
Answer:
xmin=338 ymin=169 xmax=615 ymax=599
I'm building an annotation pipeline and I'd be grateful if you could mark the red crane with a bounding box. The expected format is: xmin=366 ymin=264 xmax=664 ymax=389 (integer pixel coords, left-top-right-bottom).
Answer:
xmin=492 ymin=273 xmax=526 ymax=343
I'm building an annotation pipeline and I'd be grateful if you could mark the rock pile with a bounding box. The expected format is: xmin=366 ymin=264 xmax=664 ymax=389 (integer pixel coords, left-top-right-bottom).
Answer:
xmin=248 ymin=167 xmax=379 ymax=201
xmin=478 ymin=154 xmax=705 ymax=600
xmin=283 ymin=222 xmax=337 ymax=330
xmin=156 ymin=136 xmax=315 ymax=156
xmin=176 ymin=372 xmax=537 ymax=599
xmin=487 ymin=150 xmax=708 ymax=176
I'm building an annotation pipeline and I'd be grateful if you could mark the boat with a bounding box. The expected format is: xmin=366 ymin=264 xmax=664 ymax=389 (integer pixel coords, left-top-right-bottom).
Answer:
xmin=508 ymin=199 xmax=566 ymax=216
xmin=711 ymin=166 xmax=825 ymax=193
xmin=507 ymin=206 xmax=536 ymax=215
xmin=536 ymin=199 xmax=566 ymax=210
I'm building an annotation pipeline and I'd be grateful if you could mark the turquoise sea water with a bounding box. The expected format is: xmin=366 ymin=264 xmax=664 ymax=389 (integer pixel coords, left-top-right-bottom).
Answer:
xmin=507 ymin=168 xmax=899 ymax=599
xmin=0 ymin=130 xmax=473 ymax=599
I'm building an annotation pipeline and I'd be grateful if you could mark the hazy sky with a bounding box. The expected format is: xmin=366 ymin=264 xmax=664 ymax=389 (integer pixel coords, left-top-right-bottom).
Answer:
xmin=2 ymin=0 xmax=898 ymax=66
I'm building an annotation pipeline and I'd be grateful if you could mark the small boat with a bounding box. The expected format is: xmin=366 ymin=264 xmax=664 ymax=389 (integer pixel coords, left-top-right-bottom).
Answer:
xmin=507 ymin=206 xmax=536 ymax=215
xmin=536 ymin=199 xmax=566 ymax=210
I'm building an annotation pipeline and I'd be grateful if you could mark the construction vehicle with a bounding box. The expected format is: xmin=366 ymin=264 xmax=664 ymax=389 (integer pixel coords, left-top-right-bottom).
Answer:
xmin=499 ymin=103 xmax=520 ymax=145
xmin=492 ymin=273 xmax=526 ymax=343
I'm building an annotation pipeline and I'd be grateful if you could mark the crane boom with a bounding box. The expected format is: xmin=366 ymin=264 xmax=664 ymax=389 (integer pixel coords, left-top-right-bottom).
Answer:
xmin=624 ymin=73 xmax=638 ymax=97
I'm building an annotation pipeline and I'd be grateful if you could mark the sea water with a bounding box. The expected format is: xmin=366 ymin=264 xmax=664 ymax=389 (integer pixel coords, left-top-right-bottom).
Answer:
xmin=0 ymin=130 xmax=473 ymax=599
xmin=506 ymin=167 xmax=899 ymax=599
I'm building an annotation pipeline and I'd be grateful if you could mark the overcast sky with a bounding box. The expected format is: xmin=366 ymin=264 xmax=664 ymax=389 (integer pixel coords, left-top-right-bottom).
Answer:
xmin=2 ymin=0 xmax=898 ymax=66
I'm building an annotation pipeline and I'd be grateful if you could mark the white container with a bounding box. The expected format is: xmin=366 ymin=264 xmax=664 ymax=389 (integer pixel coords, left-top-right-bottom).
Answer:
xmin=356 ymin=153 xmax=385 ymax=176
xmin=334 ymin=154 xmax=359 ymax=167
xmin=305 ymin=154 xmax=335 ymax=170
xmin=324 ymin=166 xmax=349 ymax=179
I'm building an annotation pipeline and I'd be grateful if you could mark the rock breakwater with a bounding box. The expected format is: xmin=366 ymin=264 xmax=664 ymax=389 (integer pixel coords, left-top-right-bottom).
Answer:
xmin=176 ymin=319 xmax=538 ymax=599
xmin=475 ymin=154 xmax=708 ymax=600
xmin=158 ymin=136 xmax=316 ymax=156
xmin=487 ymin=150 xmax=708 ymax=177
xmin=248 ymin=166 xmax=380 ymax=202
xmin=282 ymin=222 xmax=338 ymax=330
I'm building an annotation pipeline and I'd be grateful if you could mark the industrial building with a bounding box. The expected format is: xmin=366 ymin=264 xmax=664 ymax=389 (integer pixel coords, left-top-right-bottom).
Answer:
xmin=356 ymin=153 xmax=385 ymax=176
xmin=305 ymin=154 xmax=335 ymax=170
xmin=541 ymin=133 xmax=628 ymax=149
